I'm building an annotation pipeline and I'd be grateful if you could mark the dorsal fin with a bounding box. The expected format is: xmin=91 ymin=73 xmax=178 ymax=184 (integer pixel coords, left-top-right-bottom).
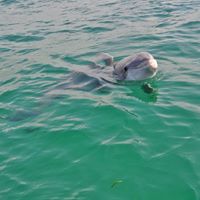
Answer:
xmin=96 ymin=53 xmax=114 ymax=66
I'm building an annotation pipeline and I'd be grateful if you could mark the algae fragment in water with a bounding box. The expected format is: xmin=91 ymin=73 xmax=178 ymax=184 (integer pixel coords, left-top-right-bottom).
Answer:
xmin=111 ymin=180 xmax=123 ymax=188
xmin=142 ymin=83 xmax=154 ymax=93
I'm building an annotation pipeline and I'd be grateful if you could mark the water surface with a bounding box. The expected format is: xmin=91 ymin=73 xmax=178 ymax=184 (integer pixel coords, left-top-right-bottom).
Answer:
xmin=0 ymin=0 xmax=200 ymax=199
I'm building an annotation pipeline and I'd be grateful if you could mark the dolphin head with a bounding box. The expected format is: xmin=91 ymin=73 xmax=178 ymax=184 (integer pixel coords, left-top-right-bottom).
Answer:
xmin=112 ymin=53 xmax=158 ymax=81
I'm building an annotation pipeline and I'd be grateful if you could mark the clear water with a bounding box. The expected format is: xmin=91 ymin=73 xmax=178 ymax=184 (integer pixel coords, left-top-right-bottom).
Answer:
xmin=0 ymin=0 xmax=200 ymax=199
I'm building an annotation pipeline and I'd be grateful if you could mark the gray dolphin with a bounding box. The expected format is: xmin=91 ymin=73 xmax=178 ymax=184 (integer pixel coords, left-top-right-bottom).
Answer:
xmin=98 ymin=52 xmax=158 ymax=81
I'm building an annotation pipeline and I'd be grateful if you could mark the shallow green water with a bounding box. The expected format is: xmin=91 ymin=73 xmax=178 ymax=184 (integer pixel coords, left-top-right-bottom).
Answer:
xmin=0 ymin=0 xmax=200 ymax=199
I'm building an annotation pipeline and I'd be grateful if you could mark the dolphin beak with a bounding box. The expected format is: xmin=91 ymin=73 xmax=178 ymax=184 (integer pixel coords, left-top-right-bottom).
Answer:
xmin=149 ymin=58 xmax=158 ymax=69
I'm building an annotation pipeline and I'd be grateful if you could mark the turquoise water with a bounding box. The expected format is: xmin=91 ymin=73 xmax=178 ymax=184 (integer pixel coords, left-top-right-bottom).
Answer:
xmin=0 ymin=0 xmax=200 ymax=199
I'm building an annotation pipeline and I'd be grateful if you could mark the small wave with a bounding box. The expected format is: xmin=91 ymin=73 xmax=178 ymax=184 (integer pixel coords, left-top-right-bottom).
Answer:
xmin=0 ymin=34 xmax=44 ymax=42
xmin=179 ymin=20 xmax=200 ymax=29
xmin=83 ymin=26 xmax=114 ymax=33
xmin=0 ymin=47 xmax=12 ymax=52
xmin=17 ymin=48 xmax=39 ymax=55
xmin=1 ymin=0 xmax=17 ymax=5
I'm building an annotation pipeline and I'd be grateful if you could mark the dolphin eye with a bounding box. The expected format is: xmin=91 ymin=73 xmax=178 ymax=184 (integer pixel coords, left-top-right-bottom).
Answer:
xmin=124 ymin=66 xmax=128 ymax=72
